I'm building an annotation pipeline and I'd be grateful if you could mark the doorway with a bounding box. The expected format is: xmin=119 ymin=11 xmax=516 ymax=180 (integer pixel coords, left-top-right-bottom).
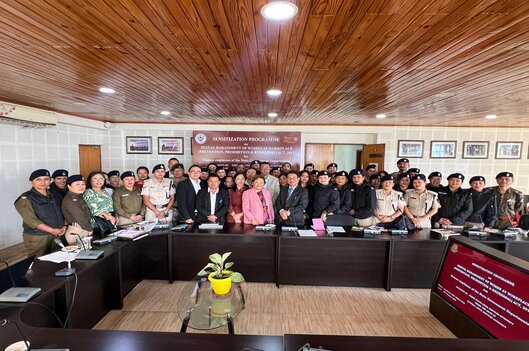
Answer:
xmin=79 ymin=145 xmax=101 ymax=179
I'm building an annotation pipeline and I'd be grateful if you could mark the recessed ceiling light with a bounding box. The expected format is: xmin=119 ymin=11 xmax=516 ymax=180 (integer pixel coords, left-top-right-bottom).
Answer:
xmin=268 ymin=112 xmax=278 ymax=118
xmin=485 ymin=114 xmax=497 ymax=119
xmin=261 ymin=1 xmax=298 ymax=21
xmin=160 ymin=111 xmax=171 ymax=116
xmin=99 ymin=87 xmax=115 ymax=94
xmin=266 ymin=89 xmax=282 ymax=96
xmin=375 ymin=114 xmax=387 ymax=119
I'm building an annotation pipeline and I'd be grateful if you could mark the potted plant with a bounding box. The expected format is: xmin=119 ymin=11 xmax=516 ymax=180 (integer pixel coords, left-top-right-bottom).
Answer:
xmin=197 ymin=252 xmax=244 ymax=295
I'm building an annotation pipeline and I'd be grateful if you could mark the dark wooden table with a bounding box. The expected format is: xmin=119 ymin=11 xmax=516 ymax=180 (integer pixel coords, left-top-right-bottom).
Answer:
xmin=278 ymin=229 xmax=392 ymax=289
xmin=25 ymin=328 xmax=283 ymax=351
xmin=284 ymin=334 xmax=529 ymax=351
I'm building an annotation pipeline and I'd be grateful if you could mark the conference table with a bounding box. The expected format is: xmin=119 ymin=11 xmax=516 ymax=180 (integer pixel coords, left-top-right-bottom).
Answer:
xmin=2 ymin=224 xmax=529 ymax=350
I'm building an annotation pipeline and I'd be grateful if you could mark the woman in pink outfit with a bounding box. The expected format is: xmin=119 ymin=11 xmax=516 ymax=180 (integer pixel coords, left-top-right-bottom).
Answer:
xmin=242 ymin=175 xmax=275 ymax=225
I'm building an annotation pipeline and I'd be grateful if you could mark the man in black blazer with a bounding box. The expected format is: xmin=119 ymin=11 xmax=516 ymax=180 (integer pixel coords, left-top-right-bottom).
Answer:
xmin=195 ymin=174 xmax=230 ymax=224
xmin=176 ymin=165 xmax=204 ymax=224
xmin=275 ymin=171 xmax=309 ymax=227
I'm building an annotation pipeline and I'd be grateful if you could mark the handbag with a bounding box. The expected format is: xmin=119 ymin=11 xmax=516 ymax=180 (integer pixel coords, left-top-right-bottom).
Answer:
xmin=384 ymin=215 xmax=415 ymax=231
xmin=93 ymin=215 xmax=118 ymax=235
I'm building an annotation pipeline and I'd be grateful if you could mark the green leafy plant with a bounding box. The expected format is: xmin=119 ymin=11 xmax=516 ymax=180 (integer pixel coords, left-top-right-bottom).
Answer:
xmin=197 ymin=252 xmax=244 ymax=282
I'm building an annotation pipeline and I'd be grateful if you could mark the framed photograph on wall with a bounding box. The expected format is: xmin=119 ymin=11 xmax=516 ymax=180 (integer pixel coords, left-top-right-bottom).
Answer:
xmin=126 ymin=136 xmax=152 ymax=154
xmin=495 ymin=141 xmax=522 ymax=159
xmin=430 ymin=141 xmax=457 ymax=158
xmin=462 ymin=141 xmax=489 ymax=159
xmin=397 ymin=140 xmax=424 ymax=158
xmin=158 ymin=137 xmax=184 ymax=155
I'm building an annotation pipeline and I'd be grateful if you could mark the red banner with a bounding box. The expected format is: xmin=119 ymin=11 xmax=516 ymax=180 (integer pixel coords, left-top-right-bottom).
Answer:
xmin=193 ymin=131 xmax=301 ymax=169
xmin=435 ymin=242 xmax=529 ymax=339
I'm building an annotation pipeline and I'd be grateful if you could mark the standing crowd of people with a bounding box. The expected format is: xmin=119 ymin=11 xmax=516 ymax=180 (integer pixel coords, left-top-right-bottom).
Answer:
xmin=15 ymin=157 xmax=525 ymax=257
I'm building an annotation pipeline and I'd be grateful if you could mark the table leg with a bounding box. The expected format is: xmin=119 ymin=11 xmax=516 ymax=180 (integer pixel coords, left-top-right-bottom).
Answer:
xmin=227 ymin=315 xmax=234 ymax=334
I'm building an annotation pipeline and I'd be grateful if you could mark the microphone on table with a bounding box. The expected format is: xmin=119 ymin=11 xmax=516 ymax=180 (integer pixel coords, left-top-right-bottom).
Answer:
xmin=53 ymin=238 xmax=75 ymax=277
xmin=73 ymin=233 xmax=86 ymax=251
xmin=0 ymin=260 xmax=16 ymax=287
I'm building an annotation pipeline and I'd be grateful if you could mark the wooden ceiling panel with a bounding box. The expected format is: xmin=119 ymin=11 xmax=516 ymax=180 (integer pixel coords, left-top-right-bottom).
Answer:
xmin=1 ymin=0 xmax=529 ymax=126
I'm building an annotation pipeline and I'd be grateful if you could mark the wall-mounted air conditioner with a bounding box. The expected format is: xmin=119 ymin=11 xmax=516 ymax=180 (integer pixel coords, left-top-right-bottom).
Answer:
xmin=0 ymin=102 xmax=57 ymax=128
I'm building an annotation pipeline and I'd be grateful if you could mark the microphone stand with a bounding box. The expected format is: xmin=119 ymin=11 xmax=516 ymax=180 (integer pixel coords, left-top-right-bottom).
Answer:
xmin=53 ymin=238 xmax=75 ymax=277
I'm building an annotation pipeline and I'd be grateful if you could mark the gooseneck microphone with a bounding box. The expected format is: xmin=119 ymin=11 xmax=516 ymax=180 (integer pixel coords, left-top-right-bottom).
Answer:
xmin=73 ymin=233 xmax=86 ymax=251
xmin=1 ymin=318 xmax=30 ymax=351
xmin=53 ymin=238 xmax=75 ymax=277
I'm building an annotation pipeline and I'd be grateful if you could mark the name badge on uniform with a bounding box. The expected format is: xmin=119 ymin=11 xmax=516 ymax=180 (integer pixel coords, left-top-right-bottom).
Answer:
xmin=72 ymin=199 xmax=77 ymax=202
xmin=122 ymin=194 xmax=129 ymax=197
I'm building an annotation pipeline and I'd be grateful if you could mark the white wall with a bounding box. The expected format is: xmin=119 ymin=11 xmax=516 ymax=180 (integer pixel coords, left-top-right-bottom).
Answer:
xmin=1 ymin=117 xmax=528 ymax=249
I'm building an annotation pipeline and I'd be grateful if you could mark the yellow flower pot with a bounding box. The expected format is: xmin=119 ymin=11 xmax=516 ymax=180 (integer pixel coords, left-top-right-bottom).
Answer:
xmin=208 ymin=272 xmax=232 ymax=295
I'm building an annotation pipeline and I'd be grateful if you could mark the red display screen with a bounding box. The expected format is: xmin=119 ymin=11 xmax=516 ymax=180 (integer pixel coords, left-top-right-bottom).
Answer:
xmin=434 ymin=241 xmax=529 ymax=339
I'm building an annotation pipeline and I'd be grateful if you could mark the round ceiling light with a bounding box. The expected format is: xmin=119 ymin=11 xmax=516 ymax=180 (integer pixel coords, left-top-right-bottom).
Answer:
xmin=261 ymin=1 xmax=298 ymax=21
xmin=160 ymin=111 xmax=171 ymax=116
xmin=268 ymin=112 xmax=278 ymax=118
xmin=375 ymin=114 xmax=387 ymax=119
xmin=266 ymin=89 xmax=283 ymax=96
xmin=485 ymin=114 xmax=497 ymax=119
xmin=99 ymin=87 xmax=115 ymax=94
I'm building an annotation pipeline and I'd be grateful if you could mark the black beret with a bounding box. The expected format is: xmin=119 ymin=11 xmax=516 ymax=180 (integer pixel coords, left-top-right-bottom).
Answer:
xmin=201 ymin=167 xmax=209 ymax=172
xmin=228 ymin=167 xmax=236 ymax=172
xmin=29 ymin=169 xmax=50 ymax=181
xmin=318 ymin=170 xmax=330 ymax=177
xmin=66 ymin=174 xmax=85 ymax=185
xmin=327 ymin=163 xmax=338 ymax=169
xmin=349 ymin=169 xmax=365 ymax=176
xmin=335 ymin=171 xmax=348 ymax=177
xmin=428 ymin=171 xmax=442 ymax=179
xmin=51 ymin=169 xmax=68 ymax=178
xmin=370 ymin=174 xmax=381 ymax=181
xmin=272 ymin=167 xmax=282 ymax=172
xmin=304 ymin=163 xmax=314 ymax=168
xmin=469 ymin=176 xmax=486 ymax=184
xmin=152 ymin=164 xmax=165 ymax=172
xmin=170 ymin=163 xmax=184 ymax=171
xmin=397 ymin=173 xmax=410 ymax=180
xmin=411 ymin=174 xmax=427 ymax=182
xmin=408 ymin=168 xmax=420 ymax=173
xmin=366 ymin=164 xmax=377 ymax=170
xmin=107 ymin=170 xmax=120 ymax=178
xmin=496 ymin=172 xmax=513 ymax=179
xmin=397 ymin=158 xmax=409 ymax=164
xmin=250 ymin=160 xmax=260 ymax=165
xmin=216 ymin=166 xmax=224 ymax=171
xmin=310 ymin=170 xmax=319 ymax=176
xmin=381 ymin=175 xmax=394 ymax=182
xmin=120 ymin=171 xmax=135 ymax=180
xmin=447 ymin=173 xmax=465 ymax=181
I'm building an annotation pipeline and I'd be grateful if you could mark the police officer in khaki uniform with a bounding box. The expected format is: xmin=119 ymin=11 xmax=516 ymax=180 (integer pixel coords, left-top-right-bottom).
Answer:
xmin=14 ymin=169 xmax=65 ymax=257
xmin=113 ymin=171 xmax=146 ymax=226
xmin=142 ymin=164 xmax=175 ymax=222
xmin=489 ymin=172 xmax=524 ymax=230
xmin=61 ymin=174 xmax=93 ymax=237
xmin=403 ymin=174 xmax=440 ymax=229
xmin=392 ymin=158 xmax=409 ymax=178
xmin=374 ymin=175 xmax=406 ymax=225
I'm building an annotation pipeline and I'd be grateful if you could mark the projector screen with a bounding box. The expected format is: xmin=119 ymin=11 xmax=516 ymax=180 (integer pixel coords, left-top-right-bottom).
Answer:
xmin=433 ymin=238 xmax=529 ymax=339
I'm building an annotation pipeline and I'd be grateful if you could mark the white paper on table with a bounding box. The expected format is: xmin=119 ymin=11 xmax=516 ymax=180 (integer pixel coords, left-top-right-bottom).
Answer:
xmin=326 ymin=226 xmax=346 ymax=233
xmin=37 ymin=250 xmax=79 ymax=263
xmin=298 ymin=230 xmax=317 ymax=237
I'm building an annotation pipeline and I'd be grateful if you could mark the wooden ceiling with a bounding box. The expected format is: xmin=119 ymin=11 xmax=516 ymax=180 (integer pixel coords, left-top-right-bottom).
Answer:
xmin=1 ymin=0 xmax=529 ymax=127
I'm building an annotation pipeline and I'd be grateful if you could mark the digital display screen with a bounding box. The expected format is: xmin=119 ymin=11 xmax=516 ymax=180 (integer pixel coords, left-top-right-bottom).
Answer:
xmin=434 ymin=241 xmax=529 ymax=339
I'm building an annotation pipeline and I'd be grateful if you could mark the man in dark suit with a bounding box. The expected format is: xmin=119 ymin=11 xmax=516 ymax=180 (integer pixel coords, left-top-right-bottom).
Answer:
xmin=176 ymin=165 xmax=204 ymax=224
xmin=275 ymin=171 xmax=309 ymax=227
xmin=195 ymin=174 xmax=230 ymax=224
